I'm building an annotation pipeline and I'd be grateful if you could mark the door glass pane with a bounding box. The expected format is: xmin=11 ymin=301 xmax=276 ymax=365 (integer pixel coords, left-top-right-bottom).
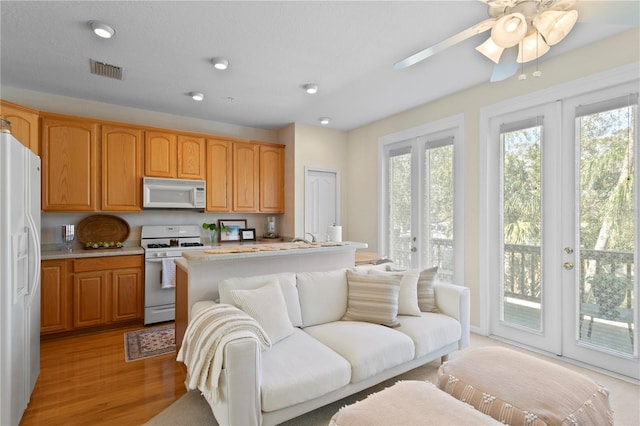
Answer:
xmin=577 ymin=105 xmax=636 ymax=356
xmin=389 ymin=153 xmax=411 ymax=268
xmin=502 ymin=125 xmax=542 ymax=331
xmin=423 ymin=144 xmax=454 ymax=281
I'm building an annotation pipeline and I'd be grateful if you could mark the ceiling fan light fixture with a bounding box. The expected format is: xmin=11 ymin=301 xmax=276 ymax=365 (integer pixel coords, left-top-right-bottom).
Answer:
xmin=491 ymin=13 xmax=527 ymax=48
xmin=88 ymin=21 xmax=115 ymax=39
xmin=534 ymin=9 xmax=578 ymax=46
xmin=476 ymin=37 xmax=504 ymax=64
xmin=212 ymin=57 xmax=230 ymax=70
xmin=517 ymin=32 xmax=550 ymax=63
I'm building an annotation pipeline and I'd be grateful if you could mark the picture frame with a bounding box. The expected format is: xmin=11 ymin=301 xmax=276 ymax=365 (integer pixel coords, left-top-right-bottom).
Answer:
xmin=240 ymin=228 xmax=256 ymax=242
xmin=218 ymin=219 xmax=247 ymax=242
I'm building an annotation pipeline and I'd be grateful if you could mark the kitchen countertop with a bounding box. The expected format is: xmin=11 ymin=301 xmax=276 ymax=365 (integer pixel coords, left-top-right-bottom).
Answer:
xmin=180 ymin=241 xmax=367 ymax=263
xmin=41 ymin=245 xmax=144 ymax=260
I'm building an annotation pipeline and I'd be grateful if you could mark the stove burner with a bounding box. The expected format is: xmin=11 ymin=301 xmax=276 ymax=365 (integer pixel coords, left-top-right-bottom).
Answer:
xmin=181 ymin=242 xmax=204 ymax=247
xmin=147 ymin=243 xmax=170 ymax=249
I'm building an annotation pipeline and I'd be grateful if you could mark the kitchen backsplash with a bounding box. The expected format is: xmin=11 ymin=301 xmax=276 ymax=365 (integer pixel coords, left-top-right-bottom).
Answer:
xmin=41 ymin=211 xmax=283 ymax=248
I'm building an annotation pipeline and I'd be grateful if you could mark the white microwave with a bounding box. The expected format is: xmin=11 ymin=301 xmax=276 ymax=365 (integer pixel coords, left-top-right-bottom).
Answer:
xmin=142 ymin=177 xmax=206 ymax=209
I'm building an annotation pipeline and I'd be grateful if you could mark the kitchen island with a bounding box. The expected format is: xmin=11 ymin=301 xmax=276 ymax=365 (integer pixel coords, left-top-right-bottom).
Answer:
xmin=174 ymin=241 xmax=367 ymax=350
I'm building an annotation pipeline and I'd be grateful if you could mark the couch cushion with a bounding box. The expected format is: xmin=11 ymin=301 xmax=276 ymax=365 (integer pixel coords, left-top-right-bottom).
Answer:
xmin=219 ymin=272 xmax=303 ymax=327
xmin=261 ymin=328 xmax=351 ymax=412
xmin=388 ymin=265 xmax=439 ymax=312
xmin=297 ymin=269 xmax=348 ymax=327
xmin=342 ymin=270 xmax=401 ymax=327
xmin=304 ymin=321 xmax=415 ymax=383
xmin=229 ymin=280 xmax=294 ymax=344
xmin=394 ymin=313 xmax=461 ymax=358
xmin=369 ymin=269 xmax=421 ymax=316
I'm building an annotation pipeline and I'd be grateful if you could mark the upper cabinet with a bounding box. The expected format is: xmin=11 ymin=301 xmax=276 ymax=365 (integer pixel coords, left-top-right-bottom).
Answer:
xmin=144 ymin=132 xmax=205 ymax=180
xmin=41 ymin=117 xmax=98 ymax=211
xmin=230 ymin=141 xmax=285 ymax=213
xmin=259 ymin=144 xmax=285 ymax=213
xmin=0 ymin=100 xmax=39 ymax=154
xmin=178 ymin=135 xmax=206 ymax=180
xmin=233 ymin=142 xmax=260 ymax=212
xmin=101 ymin=125 xmax=143 ymax=212
xmin=144 ymin=131 xmax=177 ymax=178
xmin=206 ymin=139 xmax=233 ymax=212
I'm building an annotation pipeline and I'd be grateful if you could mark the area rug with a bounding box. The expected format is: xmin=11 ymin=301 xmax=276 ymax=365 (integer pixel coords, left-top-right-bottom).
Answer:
xmin=124 ymin=325 xmax=176 ymax=362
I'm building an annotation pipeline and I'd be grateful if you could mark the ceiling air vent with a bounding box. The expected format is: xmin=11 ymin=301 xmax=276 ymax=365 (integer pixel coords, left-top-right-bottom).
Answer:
xmin=90 ymin=59 xmax=123 ymax=80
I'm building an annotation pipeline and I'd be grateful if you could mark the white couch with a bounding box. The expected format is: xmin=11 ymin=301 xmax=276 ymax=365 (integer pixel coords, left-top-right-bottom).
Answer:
xmin=187 ymin=266 xmax=470 ymax=426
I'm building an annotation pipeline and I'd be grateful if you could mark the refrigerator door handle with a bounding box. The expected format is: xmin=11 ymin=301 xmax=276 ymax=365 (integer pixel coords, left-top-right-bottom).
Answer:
xmin=26 ymin=215 xmax=41 ymax=303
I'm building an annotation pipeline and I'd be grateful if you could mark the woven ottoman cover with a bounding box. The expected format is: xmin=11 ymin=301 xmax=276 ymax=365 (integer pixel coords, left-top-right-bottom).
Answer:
xmin=329 ymin=380 xmax=502 ymax=425
xmin=437 ymin=347 xmax=613 ymax=426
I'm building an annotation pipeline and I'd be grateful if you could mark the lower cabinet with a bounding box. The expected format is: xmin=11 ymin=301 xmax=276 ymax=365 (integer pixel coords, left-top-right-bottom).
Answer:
xmin=41 ymin=255 xmax=143 ymax=335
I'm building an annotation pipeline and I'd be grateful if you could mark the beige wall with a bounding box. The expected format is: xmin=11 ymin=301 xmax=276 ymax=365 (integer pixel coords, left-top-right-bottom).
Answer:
xmin=345 ymin=28 xmax=640 ymax=328
xmin=293 ymin=124 xmax=349 ymax=238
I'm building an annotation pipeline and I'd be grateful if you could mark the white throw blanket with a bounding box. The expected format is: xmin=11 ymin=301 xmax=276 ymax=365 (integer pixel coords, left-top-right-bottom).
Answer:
xmin=177 ymin=304 xmax=271 ymax=403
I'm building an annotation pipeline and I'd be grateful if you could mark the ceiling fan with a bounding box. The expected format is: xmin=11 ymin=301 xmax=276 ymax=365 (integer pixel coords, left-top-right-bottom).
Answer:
xmin=394 ymin=0 xmax=630 ymax=82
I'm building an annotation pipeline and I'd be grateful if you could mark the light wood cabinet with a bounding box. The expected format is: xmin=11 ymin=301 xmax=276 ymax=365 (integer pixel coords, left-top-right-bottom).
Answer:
xmin=73 ymin=270 xmax=109 ymax=328
xmin=233 ymin=142 xmax=260 ymax=212
xmin=41 ymin=117 xmax=98 ymax=211
xmin=0 ymin=100 xmax=39 ymax=154
xmin=111 ymin=267 xmax=143 ymax=322
xmin=144 ymin=131 xmax=177 ymax=178
xmin=144 ymin=132 xmax=205 ymax=180
xmin=42 ymin=255 xmax=143 ymax=334
xmin=41 ymin=260 xmax=71 ymax=335
xmin=206 ymin=139 xmax=233 ymax=212
xmin=259 ymin=144 xmax=285 ymax=213
xmin=102 ymin=125 xmax=143 ymax=211
xmin=178 ymin=135 xmax=206 ymax=180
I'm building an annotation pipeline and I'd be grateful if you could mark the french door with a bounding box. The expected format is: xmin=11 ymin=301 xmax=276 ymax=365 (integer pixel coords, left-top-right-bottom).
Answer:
xmin=380 ymin=116 xmax=464 ymax=283
xmin=488 ymin=82 xmax=639 ymax=379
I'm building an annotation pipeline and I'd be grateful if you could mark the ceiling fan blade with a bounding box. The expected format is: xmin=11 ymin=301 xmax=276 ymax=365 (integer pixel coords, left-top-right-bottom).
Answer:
xmin=490 ymin=46 xmax=519 ymax=82
xmin=394 ymin=18 xmax=496 ymax=70
xmin=574 ymin=1 xmax=640 ymax=26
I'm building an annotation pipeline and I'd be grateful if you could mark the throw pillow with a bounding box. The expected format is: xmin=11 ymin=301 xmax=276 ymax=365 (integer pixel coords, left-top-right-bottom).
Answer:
xmin=229 ymin=280 xmax=294 ymax=344
xmin=342 ymin=270 xmax=401 ymax=327
xmin=368 ymin=269 xmax=421 ymax=316
xmin=387 ymin=265 xmax=439 ymax=312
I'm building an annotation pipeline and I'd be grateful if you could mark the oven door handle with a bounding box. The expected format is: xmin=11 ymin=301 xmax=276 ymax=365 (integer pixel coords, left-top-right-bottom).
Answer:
xmin=145 ymin=257 xmax=183 ymax=263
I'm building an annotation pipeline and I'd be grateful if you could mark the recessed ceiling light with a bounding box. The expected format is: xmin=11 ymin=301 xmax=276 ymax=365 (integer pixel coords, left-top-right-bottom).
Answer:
xmin=303 ymin=83 xmax=319 ymax=94
xmin=189 ymin=92 xmax=204 ymax=101
xmin=319 ymin=117 xmax=331 ymax=125
xmin=88 ymin=21 xmax=115 ymax=39
xmin=212 ymin=57 xmax=229 ymax=70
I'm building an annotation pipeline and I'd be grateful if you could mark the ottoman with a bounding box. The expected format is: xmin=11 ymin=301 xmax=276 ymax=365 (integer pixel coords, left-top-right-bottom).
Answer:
xmin=437 ymin=347 xmax=613 ymax=426
xmin=329 ymin=380 xmax=502 ymax=425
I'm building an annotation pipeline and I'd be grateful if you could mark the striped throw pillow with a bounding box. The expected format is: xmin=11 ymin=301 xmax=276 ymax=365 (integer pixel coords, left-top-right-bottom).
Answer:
xmin=387 ymin=265 xmax=439 ymax=312
xmin=342 ymin=270 xmax=401 ymax=327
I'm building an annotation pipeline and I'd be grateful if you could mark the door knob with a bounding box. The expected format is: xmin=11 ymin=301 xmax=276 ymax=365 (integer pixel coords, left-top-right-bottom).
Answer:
xmin=564 ymin=247 xmax=574 ymax=254
xmin=563 ymin=262 xmax=574 ymax=270
xmin=411 ymin=247 xmax=417 ymax=252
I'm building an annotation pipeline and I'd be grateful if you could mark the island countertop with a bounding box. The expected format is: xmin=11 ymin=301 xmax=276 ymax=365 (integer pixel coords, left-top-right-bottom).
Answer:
xmin=180 ymin=241 xmax=368 ymax=263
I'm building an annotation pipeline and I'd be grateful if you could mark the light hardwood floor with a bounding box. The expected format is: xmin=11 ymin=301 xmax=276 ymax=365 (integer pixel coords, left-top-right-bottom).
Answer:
xmin=21 ymin=324 xmax=185 ymax=426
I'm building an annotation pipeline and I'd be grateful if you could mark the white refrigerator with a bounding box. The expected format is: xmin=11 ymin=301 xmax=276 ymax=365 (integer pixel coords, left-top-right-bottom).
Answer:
xmin=0 ymin=128 xmax=41 ymax=425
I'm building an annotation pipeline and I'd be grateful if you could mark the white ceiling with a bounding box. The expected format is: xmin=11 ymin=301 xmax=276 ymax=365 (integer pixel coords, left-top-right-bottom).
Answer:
xmin=1 ymin=1 xmax=638 ymax=131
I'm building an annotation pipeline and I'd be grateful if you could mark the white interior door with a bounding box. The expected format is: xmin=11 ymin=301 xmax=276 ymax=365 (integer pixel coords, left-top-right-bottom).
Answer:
xmin=305 ymin=168 xmax=339 ymax=242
